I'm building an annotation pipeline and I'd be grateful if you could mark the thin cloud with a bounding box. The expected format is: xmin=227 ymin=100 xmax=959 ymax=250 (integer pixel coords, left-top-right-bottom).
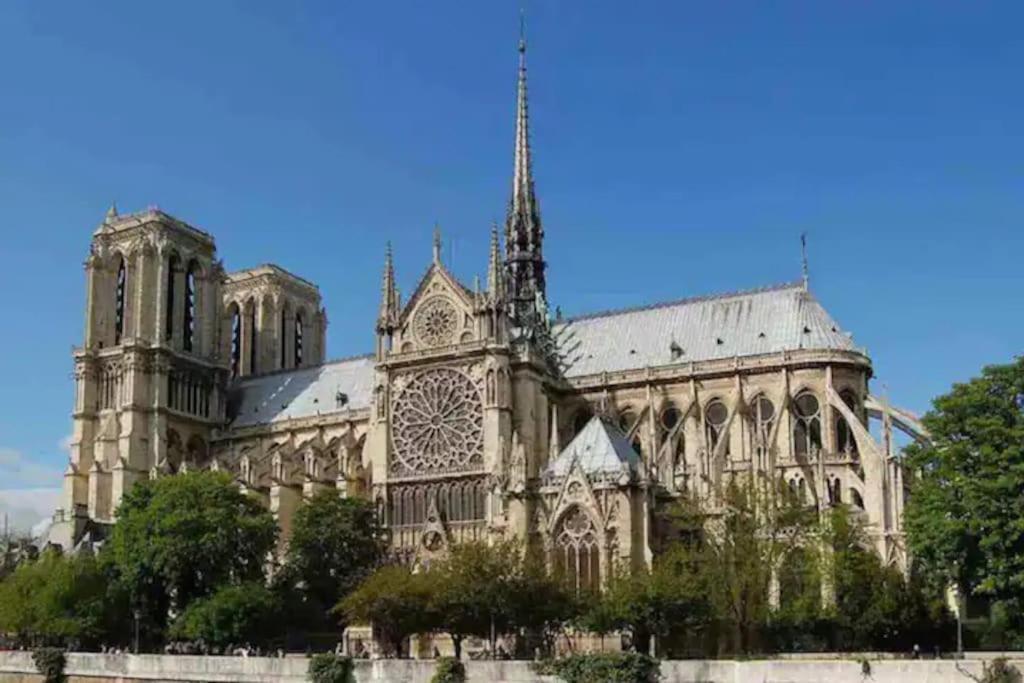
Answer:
xmin=0 ymin=488 xmax=60 ymax=538
xmin=0 ymin=447 xmax=64 ymax=488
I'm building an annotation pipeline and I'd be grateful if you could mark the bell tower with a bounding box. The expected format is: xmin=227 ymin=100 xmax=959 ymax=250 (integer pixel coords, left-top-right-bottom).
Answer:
xmin=52 ymin=207 xmax=228 ymax=548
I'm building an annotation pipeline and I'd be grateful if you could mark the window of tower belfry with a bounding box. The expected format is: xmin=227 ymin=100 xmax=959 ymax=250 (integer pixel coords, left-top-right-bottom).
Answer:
xmin=114 ymin=257 xmax=126 ymax=344
xmin=184 ymin=262 xmax=197 ymax=352
xmin=165 ymin=253 xmax=179 ymax=342
xmin=247 ymin=299 xmax=257 ymax=375
xmin=229 ymin=305 xmax=241 ymax=378
xmin=793 ymin=392 xmax=822 ymax=458
xmin=294 ymin=311 xmax=304 ymax=367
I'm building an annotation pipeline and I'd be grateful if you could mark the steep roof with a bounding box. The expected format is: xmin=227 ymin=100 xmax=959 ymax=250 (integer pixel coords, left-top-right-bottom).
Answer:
xmin=545 ymin=416 xmax=641 ymax=479
xmin=552 ymin=282 xmax=859 ymax=378
xmin=227 ymin=355 xmax=375 ymax=428
xmin=226 ymin=283 xmax=861 ymax=428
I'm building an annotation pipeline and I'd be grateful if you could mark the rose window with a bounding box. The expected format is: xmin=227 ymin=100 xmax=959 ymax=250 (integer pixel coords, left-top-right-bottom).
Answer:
xmin=391 ymin=368 xmax=483 ymax=475
xmin=413 ymin=297 xmax=458 ymax=347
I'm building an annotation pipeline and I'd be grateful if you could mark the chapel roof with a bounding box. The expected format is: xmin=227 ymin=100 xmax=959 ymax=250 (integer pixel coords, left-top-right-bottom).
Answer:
xmin=545 ymin=415 xmax=642 ymax=480
xmin=225 ymin=282 xmax=860 ymax=428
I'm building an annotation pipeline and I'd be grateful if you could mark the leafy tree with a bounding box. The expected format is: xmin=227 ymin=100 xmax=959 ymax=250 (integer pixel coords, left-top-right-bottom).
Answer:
xmin=579 ymin=546 xmax=709 ymax=656
xmin=168 ymin=582 xmax=282 ymax=648
xmin=107 ymin=471 xmax=278 ymax=636
xmin=0 ymin=550 xmax=122 ymax=648
xmin=425 ymin=541 xmax=521 ymax=658
xmin=904 ymin=357 xmax=1024 ymax=635
xmin=338 ymin=564 xmax=433 ymax=657
xmin=281 ymin=491 xmax=384 ymax=627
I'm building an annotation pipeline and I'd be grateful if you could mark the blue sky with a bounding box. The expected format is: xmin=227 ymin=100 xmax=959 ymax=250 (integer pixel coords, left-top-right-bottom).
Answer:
xmin=0 ymin=2 xmax=1021 ymax=526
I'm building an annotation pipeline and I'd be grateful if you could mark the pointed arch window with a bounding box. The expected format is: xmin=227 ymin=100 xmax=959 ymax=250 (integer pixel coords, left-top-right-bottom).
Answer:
xmin=114 ymin=257 xmax=127 ymax=344
xmin=165 ymin=253 xmax=178 ymax=342
xmin=705 ymin=399 xmax=730 ymax=457
xmin=553 ymin=507 xmax=601 ymax=595
xmin=792 ymin=392 xmax=822 ymax=459
xmin=294 ymin=311 xmax=304 ymax=367
xmin=247 ymin=299 xmax=257 ymax=375
xmin=183 ymin=261 xmax=197 ymax=352
xmin=660 ymin=403 xmax=686 ymax=469
xmin=229 ymin=304 xmax=241 ymax=379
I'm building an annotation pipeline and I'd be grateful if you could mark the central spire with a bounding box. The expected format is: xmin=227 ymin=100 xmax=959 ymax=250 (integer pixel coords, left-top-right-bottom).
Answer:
xmin=505 ymin=12 xmax=546 ymax=326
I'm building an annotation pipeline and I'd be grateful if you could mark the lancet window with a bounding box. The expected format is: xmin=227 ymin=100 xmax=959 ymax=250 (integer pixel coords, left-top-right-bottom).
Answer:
xmin=792 ymin=392 xmax=822 ymax=459
xmin=294 ymin=311 xmax=304 ymax=367
xmin=229 ymin=304 xmax=241 ymax=379
xmin=165 ymin=253 xmax=178 ymax=342
xmin=659 ymin=403 xmax=686 ymax=473
xmin=183 ymin=261 xmax=197 ymax=352
xmin=553 ymin=506 xmax=601 ymax=595
xmin=246 ymin=299 xmax=257 ymax=375
xmin=114 ymin=257 xmax=127 ymax=344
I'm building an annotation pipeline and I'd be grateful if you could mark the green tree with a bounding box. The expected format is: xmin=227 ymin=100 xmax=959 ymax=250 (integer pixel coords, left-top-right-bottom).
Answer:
xmin=168 ymin=582 xmax=282 ymax=648
xmin=338 ymin=564 xmax=433 ymax=657
xmin=904 ymin=357 xmax=1024 ymax=634
xmin=579 ymin=546 xmax=709 ymax=656
xmin=107 ymin=471 xmax=278 ymax=637
xmin=281 ymin=491 xmax=383 ymax=626
xmin=0 ymin=550 xmax=123 ymax=647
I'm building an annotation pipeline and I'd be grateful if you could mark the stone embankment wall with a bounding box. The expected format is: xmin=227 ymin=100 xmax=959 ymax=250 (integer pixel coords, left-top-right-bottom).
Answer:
xmin=2 ymin=651 xmax=1024 ymax=682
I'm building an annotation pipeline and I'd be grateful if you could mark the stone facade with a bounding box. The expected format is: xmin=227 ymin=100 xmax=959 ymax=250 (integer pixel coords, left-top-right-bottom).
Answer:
xmin=50 ymin=38 xmax=929 ymax=590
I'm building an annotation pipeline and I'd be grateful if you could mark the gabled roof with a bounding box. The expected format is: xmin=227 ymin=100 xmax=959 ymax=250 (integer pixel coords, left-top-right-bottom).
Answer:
xmin=227 ymin=355 xmax=375 ymax=428
xmin=225 ymin=283 xmax=863 ymax=429
xmin=545 ymin=416 xmax=641 ymax=480
xmin=552 ymin=282 xmax=860 ymax=378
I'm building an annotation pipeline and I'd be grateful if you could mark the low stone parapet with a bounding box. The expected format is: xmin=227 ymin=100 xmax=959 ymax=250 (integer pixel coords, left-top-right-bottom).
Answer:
xmin=2 ymin=651 xmax=1023 ymax=682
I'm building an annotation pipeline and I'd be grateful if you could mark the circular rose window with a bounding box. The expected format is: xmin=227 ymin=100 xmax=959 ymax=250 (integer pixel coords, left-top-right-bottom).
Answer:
xmin=391 ymin=368 xmax=483 ymax=475
xmin=413 ymin=297 xmax=458 ymax=347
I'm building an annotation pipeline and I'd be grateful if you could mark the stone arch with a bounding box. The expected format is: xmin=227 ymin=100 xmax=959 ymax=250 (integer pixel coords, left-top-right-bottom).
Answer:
xmin=166 ymin=429 xmax=184 ymax=473
xmin=186 ymin=434 xmax=209 ymax=467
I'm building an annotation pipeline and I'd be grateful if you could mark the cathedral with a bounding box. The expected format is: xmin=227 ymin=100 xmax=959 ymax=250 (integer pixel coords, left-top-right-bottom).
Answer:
xmin=50 ymin=36 xmax=929 ymax=588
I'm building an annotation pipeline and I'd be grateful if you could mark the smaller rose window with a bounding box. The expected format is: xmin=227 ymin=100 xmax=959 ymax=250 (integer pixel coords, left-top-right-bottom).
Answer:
xmin=414 ymin=297 xmax=458 ymax=347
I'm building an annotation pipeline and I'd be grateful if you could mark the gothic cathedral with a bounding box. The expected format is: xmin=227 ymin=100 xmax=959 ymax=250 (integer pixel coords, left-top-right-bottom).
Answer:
xmin=51 ymin=37 xmax=929 ymax=590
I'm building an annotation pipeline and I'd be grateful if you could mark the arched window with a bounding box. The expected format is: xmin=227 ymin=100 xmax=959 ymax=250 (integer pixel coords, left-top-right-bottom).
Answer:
xmin=229 ymin=304 xmax=241 ymax=379
xmin=474 ymin=480 xmax=487 ymax=520
xmin=183 ymin=261 xmax=198 ymax=352
xmin=247 ymin=299 xmax=257 ymax=375
xmin=792 ymin=392 xmax=822 ymax=459
xmin=750 ymin=395 xmax=775 ymax=466
xmin=114 ymin=256 xmax=127 ymax=344
xmin=830 ymin=477 xmax=843 ymax=505
xmin=617 ymin=407 xmax=637 ymax=434
xmin=165 ymin=253 xmax=178 ymax=342
xmin=835 ymin=390 xmax=860 ymax=458
xmin=705 ymin=399 xmax=730 ymax=457
xmin=553 ymin=507 xmax=601 ymax=595
xmin=294 ymin=311 xmax=304 ymax=367
xmin=850 ymin=488 xmax=865 ymax=510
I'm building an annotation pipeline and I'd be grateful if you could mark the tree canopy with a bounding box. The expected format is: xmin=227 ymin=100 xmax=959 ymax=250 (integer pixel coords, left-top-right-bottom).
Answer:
xmin=281 ymin=490 xmax=384 ymax=624
xmin=107 ymin=471 xmax=278 ymax=632
xmin=904 ymin=357 xmax=1024 ymax=633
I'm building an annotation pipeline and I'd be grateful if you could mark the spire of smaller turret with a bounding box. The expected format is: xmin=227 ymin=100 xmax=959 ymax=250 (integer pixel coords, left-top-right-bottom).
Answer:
xmin=104 ymin=202 xmax=118 ymax=225
xmin=378 ymin=242 xmax=398 ymax=329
